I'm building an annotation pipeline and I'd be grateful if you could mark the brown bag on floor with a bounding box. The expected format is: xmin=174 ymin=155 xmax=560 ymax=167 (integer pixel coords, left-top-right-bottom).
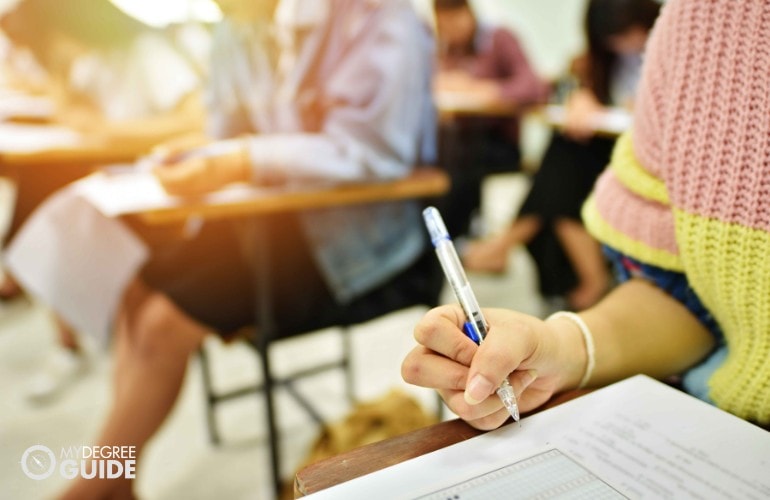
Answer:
xmin=286 ymin=389 xmax=437 ymax=498
xmin=307 ymin=389 xmax=437 ymax=463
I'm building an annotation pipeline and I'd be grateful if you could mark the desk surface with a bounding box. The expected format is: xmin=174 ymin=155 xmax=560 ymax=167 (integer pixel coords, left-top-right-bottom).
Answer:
xmin=435 ymin=91 xmax=519 ymax=120
xmin=537 ymin=104 xmax=631 ymax=138
xmin=120 ymin=167 xmax=450 ymax=225
xmin=0 ymin=123 xmax=156 ymax=169
xmin=294 ymin=389 xmax=590 ymax=497
xmin=435 ymin=95 xmax=630 ymax=138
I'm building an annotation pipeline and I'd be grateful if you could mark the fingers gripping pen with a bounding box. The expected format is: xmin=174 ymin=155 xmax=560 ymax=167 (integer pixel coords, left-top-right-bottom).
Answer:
xmin=423 ymin=207 xmax=520 ymax=422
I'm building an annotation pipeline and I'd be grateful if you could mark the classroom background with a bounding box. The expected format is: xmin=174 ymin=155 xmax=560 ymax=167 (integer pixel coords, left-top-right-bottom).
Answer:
xmin=0 ymin=1 xmax=611 ymax=499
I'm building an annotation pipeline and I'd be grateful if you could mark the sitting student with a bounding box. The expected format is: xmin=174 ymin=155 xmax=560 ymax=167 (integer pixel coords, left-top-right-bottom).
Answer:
xmin=0 ymin=0 xmax=204 ymax=403
xmin=7 ymin=0 xmax=438 ymax=497
xmin=464 ymin=0 xmax=660 ymax=310
xmin=403 ymin=0 xmax=770 ymax=430
xmin=432 ymin=0 xmax=548 ymax=237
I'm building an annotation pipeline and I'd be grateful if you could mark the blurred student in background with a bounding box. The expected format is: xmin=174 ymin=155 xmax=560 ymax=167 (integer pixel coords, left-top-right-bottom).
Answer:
xmin=432 ymin=0 xmax=548 ymax=237
xmin=464 ymin=0 xmax=660 ymax=310
xmin=0 ymin=0 xmax=204 ymax=403
xmin=7 ymin=0 xmax=437 ymax=497
xmin=0 ymin=0 xmax=203 ymax=143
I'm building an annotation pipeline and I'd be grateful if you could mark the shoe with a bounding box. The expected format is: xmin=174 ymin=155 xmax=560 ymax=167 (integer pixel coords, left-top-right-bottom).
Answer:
xmin=26 ymin=347 xmax=88 ymax=404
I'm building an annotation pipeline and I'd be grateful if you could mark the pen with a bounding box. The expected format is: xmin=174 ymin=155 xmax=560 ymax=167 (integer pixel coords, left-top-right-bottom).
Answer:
xmin=422 ymin=206 xmax=520 ymax=422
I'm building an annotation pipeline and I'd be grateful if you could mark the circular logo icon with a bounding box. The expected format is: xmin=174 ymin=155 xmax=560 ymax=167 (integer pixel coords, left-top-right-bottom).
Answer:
xmin=20 ymin=445 xmax=56 ymax=480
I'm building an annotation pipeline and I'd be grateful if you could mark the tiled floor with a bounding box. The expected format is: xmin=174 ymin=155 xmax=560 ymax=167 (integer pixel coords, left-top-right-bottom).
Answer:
xmin=0 ymin=174 xmax=548 ymax=500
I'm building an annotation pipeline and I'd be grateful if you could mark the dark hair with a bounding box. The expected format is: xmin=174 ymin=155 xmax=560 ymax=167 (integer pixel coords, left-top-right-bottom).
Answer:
xmin=585 ymin=0 xmax=660 ymax=103
xmin=3 ymin=0 xmax=149 ymax=52
xmin=433 ymin=0 xmax=470 ymax=11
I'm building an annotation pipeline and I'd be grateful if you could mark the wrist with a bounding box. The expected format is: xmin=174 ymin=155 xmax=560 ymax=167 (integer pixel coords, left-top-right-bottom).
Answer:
xmin=545 ymin=312 xmax=593 ymax=392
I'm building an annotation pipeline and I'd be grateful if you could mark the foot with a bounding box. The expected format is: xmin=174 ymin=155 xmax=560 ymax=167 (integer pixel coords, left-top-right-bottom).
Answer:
xmin=462 ymin=237 xmax=511 ymax=274
xmin=26 ymin=347 xmax=89 ymax=404
xmin=0 ymin=275 xmax=22 ymax=301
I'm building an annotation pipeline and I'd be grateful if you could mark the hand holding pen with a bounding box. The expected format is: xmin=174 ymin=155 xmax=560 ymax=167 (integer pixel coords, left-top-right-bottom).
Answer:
xmin=422 ymin=207 xmax=521 ymax=422
xmin=403 ymin=208 xmax=582 ymax=429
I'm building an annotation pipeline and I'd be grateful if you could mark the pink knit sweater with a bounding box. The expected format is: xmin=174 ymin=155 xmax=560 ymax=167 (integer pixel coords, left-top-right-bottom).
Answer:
xmin=583 ymin=0 xmax=770 ymax=423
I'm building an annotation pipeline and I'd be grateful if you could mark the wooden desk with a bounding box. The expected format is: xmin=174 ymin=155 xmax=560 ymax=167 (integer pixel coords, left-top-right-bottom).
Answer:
xmin=535 ymin=104 xmax=631 ymax=138
xmin=127 ymin=167 xmax=451 ymax=224
xmin=0 ymin=123 xmax=154 ymax=171
xmin=0 ymin=122 xmax=158 ymax=239
xmin=294 ymin=389 xmax=590 ymax=497
xmin=435 ymin=91 xmax=519 ymax=121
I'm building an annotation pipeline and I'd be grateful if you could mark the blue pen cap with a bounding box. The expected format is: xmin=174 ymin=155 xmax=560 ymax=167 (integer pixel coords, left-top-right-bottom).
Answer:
xmin=423 ymin=206 xmax=450 ymax=247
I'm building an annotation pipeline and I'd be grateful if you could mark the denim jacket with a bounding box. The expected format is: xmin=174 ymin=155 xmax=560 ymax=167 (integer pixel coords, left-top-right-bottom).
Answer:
xmin=206 ymin=0 xmax=437 ymax=302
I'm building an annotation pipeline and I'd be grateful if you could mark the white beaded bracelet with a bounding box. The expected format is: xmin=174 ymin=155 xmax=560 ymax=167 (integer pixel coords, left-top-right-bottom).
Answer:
xmin=547 ymin=311 xmax=596 ymax=389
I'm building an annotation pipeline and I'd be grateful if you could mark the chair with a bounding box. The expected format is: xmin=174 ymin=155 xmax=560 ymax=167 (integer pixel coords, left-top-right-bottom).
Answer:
xmin=193 ymin=167 xmax=450 ymax=498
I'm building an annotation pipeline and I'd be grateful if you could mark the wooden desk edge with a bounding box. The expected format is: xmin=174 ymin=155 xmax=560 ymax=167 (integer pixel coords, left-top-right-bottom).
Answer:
xmin=0 ymin=145 xmax=147 ymax=168
xmin=294 ymin=389 xmax=591 ymax=497
xmin=294 ymin=419 xmax=484 ymax=498
xmin=134 ymin=167 xmax=451 ymax=225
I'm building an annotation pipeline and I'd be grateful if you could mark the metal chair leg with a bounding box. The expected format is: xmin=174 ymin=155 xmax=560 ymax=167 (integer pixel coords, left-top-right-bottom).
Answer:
xmin=198 ymin=347 xmax=221 ymax=445
xmin=252 ymin=217 xmax=283 ymax=499
xmin=257 ymin=340 xmax=282 ymax=499
xmin=341 ymin=326 xmax=356 ymax=404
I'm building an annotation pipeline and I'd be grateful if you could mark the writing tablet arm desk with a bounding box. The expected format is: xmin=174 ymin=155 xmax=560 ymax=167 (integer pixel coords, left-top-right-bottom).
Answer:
xmin=125 ymin=166 xmax=450 ymax=499
xmin=294 ymin=389 xmax=590 ymax=497
xmin=131 ymin=167 xmax=451 ymax=225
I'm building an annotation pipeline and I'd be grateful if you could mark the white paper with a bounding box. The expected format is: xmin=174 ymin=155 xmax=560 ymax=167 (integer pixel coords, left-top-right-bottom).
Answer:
xmin=4 ymin=187 xmax=149 ymax=345
xmin=543 ymin=104 xmax=632 ymax=136
xmin=0 ymin=123 xmax=82 ymax=152
xmin=307 ymin=376 xmax=770 ymax=500
xmin=73 ymin=168 xmax=180 ymax=217
xmin=74 ymin=162 xmax=335 ymax=219
xmin=73 ymin=168 xmax=275 ymax=218
xmin=0 ymin=93 xmax=54 ymax=121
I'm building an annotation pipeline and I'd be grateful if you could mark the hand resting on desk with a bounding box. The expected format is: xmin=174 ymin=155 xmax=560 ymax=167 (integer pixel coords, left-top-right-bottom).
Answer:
xmin=152 ymin=141 xmax=252 ymax=196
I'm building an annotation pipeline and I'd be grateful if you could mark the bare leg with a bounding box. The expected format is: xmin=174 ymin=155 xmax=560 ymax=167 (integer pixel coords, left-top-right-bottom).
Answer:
xmin=0 ymin=272 xmax=21 ymax=300
xmin=59 ymin=280 xmax=210 ymax=500
xmin=463 ymin=215 xmax=542 ymax=273
xmin=553 ymin=218 xmax=609 ymax=310
xmin=54 ymin=316 xmax=81 ymax=351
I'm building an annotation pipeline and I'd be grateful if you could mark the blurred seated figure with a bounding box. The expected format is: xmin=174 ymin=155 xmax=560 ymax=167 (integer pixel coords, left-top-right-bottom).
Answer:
xmin=0 ymin=0 xmax=205 ymax=403
xmin=0 ymin=0 xmax=204 ymax=145
xmin=6 ymin=0 xmax=438 ymax=497
xmin=432 ymin=0 xmax=548 ymax=237
xmin=464 ymin=0 xmax=660 ymax=310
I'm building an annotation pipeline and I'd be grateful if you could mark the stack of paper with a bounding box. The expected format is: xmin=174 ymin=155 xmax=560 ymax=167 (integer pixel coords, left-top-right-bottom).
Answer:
xmin=308 ymin=376 xmax=770 ymax=499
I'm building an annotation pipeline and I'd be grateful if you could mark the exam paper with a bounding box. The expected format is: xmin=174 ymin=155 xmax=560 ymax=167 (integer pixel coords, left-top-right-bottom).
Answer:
xmin=307 ymin=376 xmax=770 ymax=499
xmin=73 ymin=168 xmax=179 ymax=217
xmin=5 ymin=187 xmax=149 ymax=345
xmin=73 ymin=168 xmax=271 ymax=218
xmin=73 ymin=140 xmax=262 ymax=216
